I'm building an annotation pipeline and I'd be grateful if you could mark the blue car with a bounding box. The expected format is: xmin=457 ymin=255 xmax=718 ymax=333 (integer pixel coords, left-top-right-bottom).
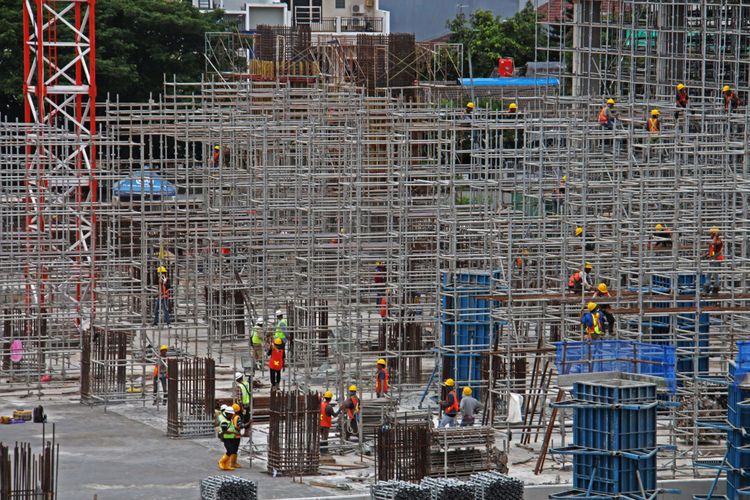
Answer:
xmin=113 ymin=170 xmax=177 ymax=201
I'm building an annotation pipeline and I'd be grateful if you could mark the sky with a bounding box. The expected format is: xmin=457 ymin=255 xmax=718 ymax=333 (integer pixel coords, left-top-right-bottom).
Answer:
xmin=380 ymin=0 xmax=522 ymax=40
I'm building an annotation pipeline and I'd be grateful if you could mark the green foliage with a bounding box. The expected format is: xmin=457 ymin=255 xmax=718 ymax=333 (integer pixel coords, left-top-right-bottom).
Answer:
xmin=0 ymin=0 xmax=224 ymax=119
xmin=447 ymin=2 xmax=540 ymax=78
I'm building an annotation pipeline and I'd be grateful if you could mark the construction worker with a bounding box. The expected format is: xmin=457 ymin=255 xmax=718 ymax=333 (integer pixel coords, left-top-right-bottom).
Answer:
xmin=581 ymin=302 xmax=605 ymax=341
xmin=218 ymin=406 xmax=239 ymax=471
xmin=592 ymin=282 xmax=610 ymax=298
xmin=342 ymin=385 xmax=360 ymax=440
xmin=229 ymin=403 xmax=243 ymax=468
xmin=508 ymin=103 xmax=518 ymax=114
xmin=575 ymin=227 xmax=595 ymax=251
xmin=273 ymin=309 xmax=287 ymax=344
xmin=459 ymin=387 xmax=482 ymax=427
xmin=592 ymin=284 xmax=615 ymax=335
xmin=251 ymin=317 xmax=265 ymax=369
xmin=646 ymin=109 xmax=660 ymax=133
xmin=653 ymin=224 xmax=673 ymax=249
xmin=438 ymin=378 xmax=459 ymax=428
xmin=375 ymin=359 xmax=389 ymax=398
xmin=319 ymin=390 xmax=339 ymax=454
xmin=212 ymin=145 xmax=221 ymax=166
xmin=464 ymin=101 xmax=475 ymax=118
xmin=267 ymin=338 xmax=285 ymax=389
xmin=378 ymin=289 xmax=389 ymax=320
xmin=568 ymin=263 xmax=594 ymax=293
xmin=723 ymin=85 xmax=741 ymax=112
xmin=704 ymin=227 xmax=724 ymax=294
xmin=554 ymin=175 xmax=566 ymax=213
xmin=152 ymin=344 xmax=169 ymax=405
xmin=153 ymin=266 xmax=171 ymax=326
xmin=676 ymin=83 xmax=689 ymax=110
xmin=234 ymin=372 xmax=251 ymax=434
xmin=598 ymin=98 xmax=617 ymax=130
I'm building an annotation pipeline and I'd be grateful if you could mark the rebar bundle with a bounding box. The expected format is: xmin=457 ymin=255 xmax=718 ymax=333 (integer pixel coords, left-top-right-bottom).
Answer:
xmin=370 ymin=480 xmax=431 ymax=500
xmin=420 ymin=477 xmax=475 ymax=500
xmin=469 ymin=471 xmax=523 ymax=500
xmin=0 ymin=441 xmax=59 ymax=499
xmin=267 ymin=389 xmax=320 ymax=476
xmin=199 ymin=475 xmax=258 ymax=500
xmin=167 ymin=357 xmax=216 ymax=438
xmin=376 ymin=422 xmax=430 ymax=482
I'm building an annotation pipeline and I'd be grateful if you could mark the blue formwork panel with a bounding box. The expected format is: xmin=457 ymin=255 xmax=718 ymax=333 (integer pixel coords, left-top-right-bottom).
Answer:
xmin=651 ymin=273 xmax=707 ymax=293
xmin=572 ymin=454 xmax=657 ymax=494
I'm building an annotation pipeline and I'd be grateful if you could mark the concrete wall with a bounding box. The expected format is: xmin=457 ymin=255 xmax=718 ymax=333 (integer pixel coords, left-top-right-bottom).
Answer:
xmin=246 ymin=5 xmax=287 ymax=30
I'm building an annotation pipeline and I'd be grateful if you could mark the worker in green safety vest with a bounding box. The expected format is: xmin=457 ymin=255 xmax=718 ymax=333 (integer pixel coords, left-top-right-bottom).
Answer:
xmin=274 ymin=309 xmax=287 ymax=344
xmin=250 ymin=317 xmax=265 ymax=370
xmin=217 ymin=406 xmax=239 ymax=471
xmin=234 ymin=372 xmax=251 ymax=435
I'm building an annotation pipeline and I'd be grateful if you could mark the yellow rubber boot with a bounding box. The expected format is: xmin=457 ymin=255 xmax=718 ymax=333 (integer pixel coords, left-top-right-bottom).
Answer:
xmin=230 ymin=454 xmax=242 ymax=469
xmin=218 ymin=454 xmax=230 ymax=471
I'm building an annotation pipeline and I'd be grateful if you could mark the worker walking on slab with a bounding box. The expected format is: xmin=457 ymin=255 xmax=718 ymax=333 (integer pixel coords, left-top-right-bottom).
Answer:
xmin=598 ymin=98 xmax=617 ymax=130
xmin=438 ymin=378 xmax=459 ymax=428
xmin=250 ymin=317 xmax=265 ymax=370
xmin=229 ymin=404 xmax=243 ymax=468
xmin=704 ymin=226 xmax=725 ymax=294
xmin=342 ymin=385 xmax=361 ymax=440
xmin=319 ymin=391 xmax=339 ymax=454
xmin=581 ymin=302 xmax=605 ymax=341
xmin=234 ymin=372 xmax=251 ymax=435
xmin=459 ymin=387 xmax=482 ymax=427
xmin=152 ymin=266 xmax=171 ymax=326
xmin=375 ymin=359 xmax=389 ymax=398
xmin=217 ymin=406 xmax=239 ymax=471
xmin=568 ymin=262 xmax=594 ymax=293
xmin=268 ymin=338 xmax=285 ymax=389
xmin=273 ymin=309 xmax=287 ymax=345
xmin=152 ymin=344 xmax=169 ymax=405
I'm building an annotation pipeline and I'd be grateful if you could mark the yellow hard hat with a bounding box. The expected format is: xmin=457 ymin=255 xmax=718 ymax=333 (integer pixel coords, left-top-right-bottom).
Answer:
xmin=723 ymin=85 xmax=731 ymax=92
xmin=444 ymin=378 xmax=455 ymax=387
xmin=274 ymin=337 xmax=283 ymax=345
xmin=349 ymin=385 xmax=358 ymax=392
xmin=376 ymin=261 xmax=383 ymax=266
xmin=323 ymin=390 xmax=333 ymax=399
xmin=509 ymin=103 xmax=518 ymax=110
xmin=587 ymin=302 xmax=598 ymax=312
xmin=214 ymin=145 xmax=221 ymax=150
xmin=376 ymin=358 xmax=386 ymax=366
xmin=584 ymin=262 xmax=593 ymax=270
xmin=463 ymin=387 xmax=472 ymax=396
xmin=676 ymin=83 xmax=685 ymax=91
xmin=651 ymin=109 xmax=660 ymax=116
xmin=575 ymin=227 xmax=583 ymax=236
xmin=562 ymin=175 xmax=567 ymax=182
xmin=709 ymin=226 xmax=720 ymax=234
xmin=607 ymin=98 xmax=615 ymax=105
xmin=655 ymin=224 xmax=664 ymax=231
xmin=232 ymin=403 xmax=240 ymax=412
xmin=157 ymin=266 xmax=167 ymax=273
xmin=598 ymin=283 xmax=608 ymax=293
xmin=466 ymin=102 xmax=475 ymax=109
xmin=159 ymin=344 xmax=168 ymax=351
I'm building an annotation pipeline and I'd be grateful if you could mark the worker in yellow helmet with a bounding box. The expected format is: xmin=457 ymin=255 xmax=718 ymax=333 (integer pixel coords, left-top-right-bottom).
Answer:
xmin=460 ymin=386 xmax=483 ymax=427
xmin=723 ymin=85 xmax=741 ymax=112
xmin=704 ymin=227 xmax=725 ymax=294
xmin=153 ymin=265 xmax=171 ymax=327
xmin=581 ymin=302 xmax=605 ymax=341
xmin=598 ymin=98 xmax=617 ymax=129
xmin=375 ymin=359 xmax=389 ymax=398
xmin=319 ymin=390 xmax=339 ymax=454
xmin=508 ymin=103 xmax=518 ymax=114
xmin=342 ymin=385 xmax=360 ymax=440
xmin=592 ymin=284 xmax=615 ymax=335
xmin=439 ymin=378 xmax=460 ymax=428
xmin=554 ymin=175 xmax=567 ymax=213
xmin=568 ymin=262 xmax=594 ymax=293
xmin=676 ymin=83 xmax=689 ymax=113
xmin=152 ymin=344 xmax=169 ymax=405
xmin=575 ymin=227 xmax=595 ymax=251
xmin=653 ymin=223 xmax=673 ymax=250
xmin=646 ymin=109 xmax=660 ymax=133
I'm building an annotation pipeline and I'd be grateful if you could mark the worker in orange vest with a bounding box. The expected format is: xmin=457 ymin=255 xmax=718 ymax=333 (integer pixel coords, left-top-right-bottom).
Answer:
xmin=646 ymin=109 xmax=660 ymax=133
xmin=723 ymin=85 xmax=741 ymax=112
xmin=568 ymin=262 xmax=594 ymax=293
xmin=598 ymin=98 xmax=617 ymax=130
xmin=342 ymin=385 xmax=360 ymax=440
xmin=267 ymin=338 xmax=285 ymax=389
xmin=704 ymin=227 xmax=725 ymax=294
xmin=152 ymin=344 xmax=168 ymax=405
xmin=212 ymin=145 xmax=221 ymax=166
xmin=379 ymin=289 xmax=389 ymax=319
xmin=438 ymin=378 xmax=459 ymax=428
xmin=319 ymin=390 xmax=339 ymax=454
xmin=375 ymin=359 xmax=389 ymax=398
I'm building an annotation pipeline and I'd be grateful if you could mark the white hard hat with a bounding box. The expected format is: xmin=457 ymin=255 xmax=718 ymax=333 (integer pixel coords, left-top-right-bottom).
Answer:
xmin=225 ymin=407 xmax=235 ymax=414
xmin=220 ymin=404 xmax=228 ymax=411
xmin=234 ymin=371 xmax=243 ymax=380
xmin=256 ymin=317 xmax=265 ymax=325
xmin=275 ymin=309 xmax=283 ymax=316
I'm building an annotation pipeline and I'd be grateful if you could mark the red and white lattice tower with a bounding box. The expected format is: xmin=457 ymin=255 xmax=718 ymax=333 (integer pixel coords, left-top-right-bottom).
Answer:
xmin=23 ymin=0 xmax=97 ymax=330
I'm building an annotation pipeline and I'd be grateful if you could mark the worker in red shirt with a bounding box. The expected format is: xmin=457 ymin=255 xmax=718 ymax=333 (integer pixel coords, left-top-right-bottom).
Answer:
xmin=153 ymin=266 xmax=171 ymax=326
xmin=439 ymin=378 xmax=459 ymax=428
xmin=723 ymin=85 xmax=741 ymax=112
xmin=375 ymin=359 xmax=389 ymax=397
xmin=267 ymin=338 xmax=285 ymax=389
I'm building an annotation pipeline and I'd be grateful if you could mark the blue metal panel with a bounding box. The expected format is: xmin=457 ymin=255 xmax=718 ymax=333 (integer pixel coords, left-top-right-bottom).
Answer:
xmin=458 ymin=77 xmax=561 ymax=87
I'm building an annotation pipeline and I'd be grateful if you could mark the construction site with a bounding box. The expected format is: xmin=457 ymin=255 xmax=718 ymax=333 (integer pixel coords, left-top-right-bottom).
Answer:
xmin=3 ymin=0 xmax=750 ymax=498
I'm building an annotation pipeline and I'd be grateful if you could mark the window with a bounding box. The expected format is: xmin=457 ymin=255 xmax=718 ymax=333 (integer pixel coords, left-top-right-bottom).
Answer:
xmin=335 ymin=0 xmax=345 ymax=9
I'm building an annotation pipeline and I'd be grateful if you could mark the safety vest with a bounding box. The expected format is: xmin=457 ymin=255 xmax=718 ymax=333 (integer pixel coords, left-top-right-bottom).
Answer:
xmin=445 ymin=390 xmax=459 ymax=416
xmin=375 ymin=367 xmax=389 ymax=394
xmin=269 ymin=346 xmax=284 ymax=371
xmin=238 ymin=380 xmax=250 ymax=406
xmin=568 ymin=272 xmax=582 ymax=288
xmin=379 ymin=295 xmax=388 ymax=318
xmin=251 ymin=326 xmax=263 ymax=346
xmin=346 ymin=395 xmax=360 ymax=419
xmin=598 ymin=106 xmax=610 ymax=124
xmin=274 ymin=318 xmax=287 ymax=340
xmin=709 ymin=238 xmax=725 ymax=261
xmin=212 ymin=150 xmax=220 ymax=164
xmin=676 ymin=92 xmax=688 ymax=108
xmin=153 ymin=358 xmax=167 ymax=378
xmin=594 ymin=291 xmax=611 ymax=298
xmin=586 ymin=312 xmax=603 ymax=336
xmin=159 ymin=277 xmax=170 ymax=299
xmin=320 ymin=400 xmax=332 ymax=428
xmin=647 ymin=118 xmax=659 ymax=133
xmin=221 ymin=414 xmax=238 ymax=439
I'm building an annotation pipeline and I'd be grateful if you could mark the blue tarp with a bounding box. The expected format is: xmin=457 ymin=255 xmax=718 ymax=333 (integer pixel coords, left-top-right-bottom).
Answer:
xmin=458 ymin=77 xmax=560 ymax=87
xmin=113 ymin=170 xmax=176 ymax=198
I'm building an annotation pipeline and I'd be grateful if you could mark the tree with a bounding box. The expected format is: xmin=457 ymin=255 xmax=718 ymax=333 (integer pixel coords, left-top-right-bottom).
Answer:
xmin=0 ymin=0 xmax=224 ymax=120
xmin=447 ymin=2 xmax=540 ymax=78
